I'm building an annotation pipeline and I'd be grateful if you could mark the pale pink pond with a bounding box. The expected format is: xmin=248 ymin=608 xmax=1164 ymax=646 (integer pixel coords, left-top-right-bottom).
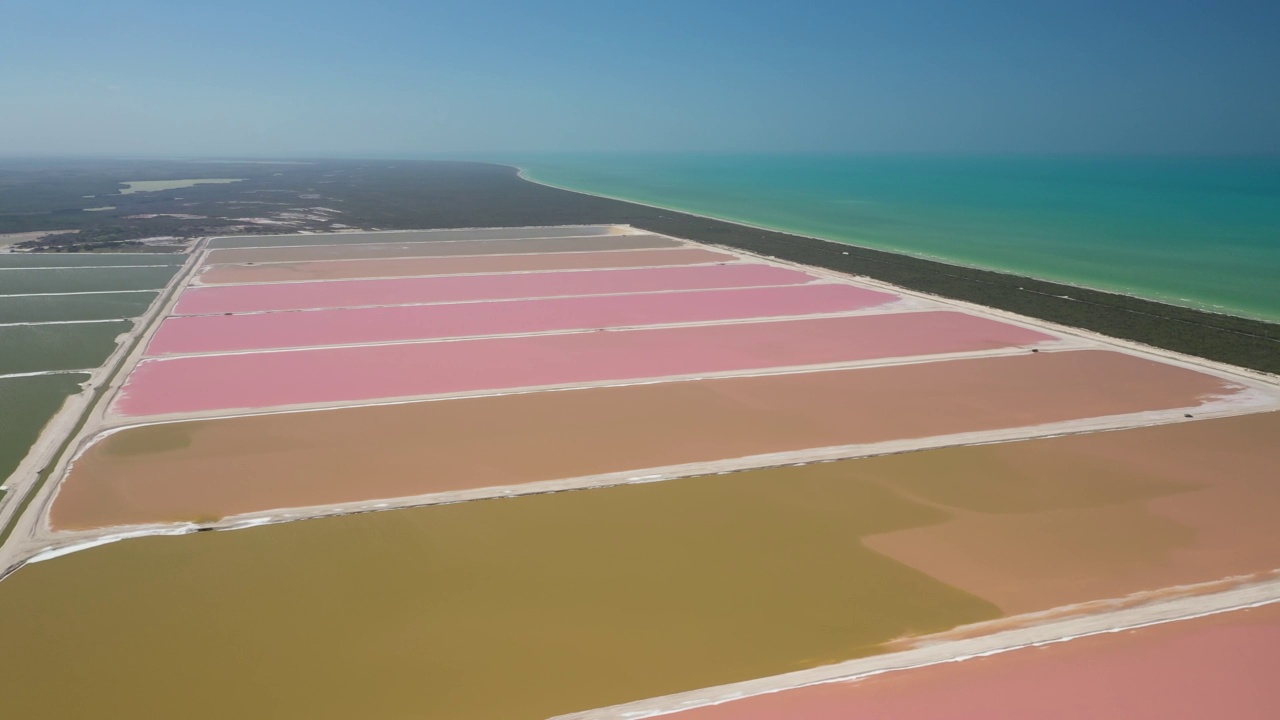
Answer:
xmin=664 ymin=602 xmax=1280 ymax=720
xmin=196 ymin=247 xmax=737 ymax=284
xmin=148 ymin=284 xmax=899 ymax=355
xmin=203 ymin=233 xmax=680 ymax=264
xmin=115 ymin=311 xmax=1052 ymax=416
xmin=173 ymin=264 xmax=815 ymax=315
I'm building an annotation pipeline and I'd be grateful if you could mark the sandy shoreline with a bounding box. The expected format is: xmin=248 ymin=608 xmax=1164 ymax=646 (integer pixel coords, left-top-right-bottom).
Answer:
xmin=514 ymin=167 xmax=1280 ymax=327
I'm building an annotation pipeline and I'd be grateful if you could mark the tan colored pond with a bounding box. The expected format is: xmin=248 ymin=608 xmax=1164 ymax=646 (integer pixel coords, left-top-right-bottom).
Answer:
xmin=52 ymin=350 xmax=1237 ymax=530
xmin=865 ymin=411 xmax=1280 ymax=613
xmin=2 ymin=463 xmax=997 ymax=719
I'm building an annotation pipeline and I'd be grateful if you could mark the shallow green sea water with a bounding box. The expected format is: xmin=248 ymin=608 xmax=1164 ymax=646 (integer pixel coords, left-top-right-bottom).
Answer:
xmin=517 ymin=155 xmax=1280 ymax=322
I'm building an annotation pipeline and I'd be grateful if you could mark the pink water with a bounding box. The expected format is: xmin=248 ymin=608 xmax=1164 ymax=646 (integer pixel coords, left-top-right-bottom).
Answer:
xmin=148 ymin=284 xmax=899 ymax=355
xmin=116 ymin=311 xmax=1053 ymax=415
xmin=173 ymin=264 xmax=816 ymax=315
xmin=665 ymin=604 xmax=1280 ymax=720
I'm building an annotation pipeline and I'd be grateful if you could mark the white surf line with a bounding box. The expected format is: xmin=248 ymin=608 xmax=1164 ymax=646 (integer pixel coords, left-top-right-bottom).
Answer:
xmin=0 ymin=289 xmax=163 ymax=298
xmin=167 ymin=280 xmax=833 ymax=317
xmin=0 ymin=264 xmax=177 ymax=271
xmin=0 ymin=319 xmax=135 ymax=327
xmin=0 ymin=369 xmax=92 ymax=380
xmin=133 ymin=303 xmax=1020 ymax=362
xmin=191 ymin=256 xmax=733 ymax=288
xmin=207 ymin=229 xmax=639 ymax=252
xmin=553 ymin=582 xmax=1280 ymax=720
xmin=197 ymin=242 xmax=697 ymax=269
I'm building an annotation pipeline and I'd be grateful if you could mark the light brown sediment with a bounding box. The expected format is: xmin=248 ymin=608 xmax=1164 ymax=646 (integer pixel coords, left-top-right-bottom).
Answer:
xmin=554 ymin=581 xmax=1280 ymax=720
xmin=864 ymin=411 xmax=1280 ymax=614
xmin=614 ymin=601 xmax=1280 ymax=720
xmin=51 ymin=350 xmax=1244 ymax=529
xmin=0 ymin=465 xmax=999 ymax=719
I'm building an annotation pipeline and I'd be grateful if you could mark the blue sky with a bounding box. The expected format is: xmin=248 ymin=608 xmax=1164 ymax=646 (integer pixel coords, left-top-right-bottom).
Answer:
xmin=2 ymin=0 xmax=1277 ymax=156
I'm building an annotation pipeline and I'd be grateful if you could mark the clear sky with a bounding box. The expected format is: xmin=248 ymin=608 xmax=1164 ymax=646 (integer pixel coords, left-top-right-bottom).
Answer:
xmin=2 ymin=0 xmax=1277 ymax=157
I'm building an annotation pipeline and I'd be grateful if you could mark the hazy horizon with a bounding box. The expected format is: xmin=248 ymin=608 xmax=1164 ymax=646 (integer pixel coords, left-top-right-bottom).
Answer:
xmin=3 ymin=0 xmax=1278 ymax=157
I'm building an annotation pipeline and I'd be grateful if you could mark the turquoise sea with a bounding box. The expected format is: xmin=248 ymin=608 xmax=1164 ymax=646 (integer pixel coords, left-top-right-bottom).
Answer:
xmin=515 ymin=155 xmax=1280 ymax=322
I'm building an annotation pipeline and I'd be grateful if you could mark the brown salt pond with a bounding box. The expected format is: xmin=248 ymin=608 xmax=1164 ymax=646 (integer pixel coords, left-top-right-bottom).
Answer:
xmin=663 ymin=601 xmax=1280 ymax=720
xmin=0 ymin=465 xmax=998 ymax=720
xmin=53 ymin=350 xmax=1241 ymax=529
xmin=863 ymin=411 xmax=1280 ymax=614
xmin=204 ymin=233 xmax=681 ymax=265
xmin=197 ymin=247 xmax=736 ymax=284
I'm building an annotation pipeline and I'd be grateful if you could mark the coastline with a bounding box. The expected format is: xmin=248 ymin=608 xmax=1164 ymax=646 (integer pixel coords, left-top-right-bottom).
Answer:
xmin=6 ymin=221 xmax=1278 ymax=573
xmin=513 ymin=166 xmax=1269 ymax=324
xmin=3 ymin=219 xmax=1279 ymax=719
xmin=3 ymin=160 xmax=1277 ymax=719
xmin=511 ymin=165 xmax=1280 ymax=376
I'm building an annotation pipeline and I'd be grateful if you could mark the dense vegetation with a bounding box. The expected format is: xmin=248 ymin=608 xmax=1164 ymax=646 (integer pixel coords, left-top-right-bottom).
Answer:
xmin=1 ymin=158 xmax=1275 ymax=373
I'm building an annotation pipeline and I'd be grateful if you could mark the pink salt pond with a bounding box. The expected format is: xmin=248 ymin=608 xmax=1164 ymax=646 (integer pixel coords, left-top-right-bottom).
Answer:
xmin=115 ymin=311 xmax=1053 ymax=416
xmin=196 ymin=247 xmax=737 ymax=284
xmin=173 ymin=264 xmax=816 ymax=315
xmin=146 ymin=283 xmax=899 ymax=355
xmin=659 ymin=602 xmax=1280 ymax=720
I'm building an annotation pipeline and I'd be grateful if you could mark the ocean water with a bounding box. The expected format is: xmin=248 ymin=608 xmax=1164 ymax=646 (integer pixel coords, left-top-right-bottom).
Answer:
xmin=516 ymin=155 xmax=1280 ymax=322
